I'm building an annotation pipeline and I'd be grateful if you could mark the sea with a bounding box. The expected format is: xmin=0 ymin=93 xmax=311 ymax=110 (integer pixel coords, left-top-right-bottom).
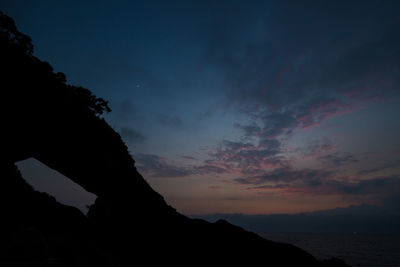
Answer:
xmin=261 ymin=232 xmax=400 ymax=267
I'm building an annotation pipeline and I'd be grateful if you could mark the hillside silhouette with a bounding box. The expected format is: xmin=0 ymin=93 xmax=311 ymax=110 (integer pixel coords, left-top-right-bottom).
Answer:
xmin=0 ymin=12 xmax=350 ymax=266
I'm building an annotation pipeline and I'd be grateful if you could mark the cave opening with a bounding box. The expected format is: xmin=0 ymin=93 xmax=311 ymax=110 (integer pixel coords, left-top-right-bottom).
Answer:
xmin=16 ymin=158 xmax=96 ymax=213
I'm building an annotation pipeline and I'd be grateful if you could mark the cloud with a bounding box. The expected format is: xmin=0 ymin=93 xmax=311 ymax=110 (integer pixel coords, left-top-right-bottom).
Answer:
xmin=235 ymin=167 xmax=333 ymax=186
xmin=134 ymin=153 xmax=192 ymax=178
xmin=194 ymin=163 xmax=227 ymax=175
xmin=125 ymin=1 xmax=400 ymax=197
xmin=119 ymin=127 xmax=146 ymax=144
xmin=180 ymin=155 xmax=197 ymax=160
xmin=238 ymin=166 xmax=400 ymax=204
xmin=260 ymin=112 xmax=298 ymax=138
xmin=234 ymin=122 xmax=262 ymax=138
xmin=206 ymin=139 xmax=285 ymax=175
xmin=202 ymin=0 xmax=400 ymax=150
xmin=336 ymin=175 xmax=400 ymax=196
xmin=135 ymin=152 xmax=230 ymax=178
xmin=133 ymin=138 xmax=284 ymax=178
xmin=189 ymin=2 xmax=400 ymax=189
xmin=300 ymin=138 xmax=338 ymax=158
xmin=318 ymin=152 xmax=358 ymax=166
xmin=357 ymin=160 xmax=400 ymax=175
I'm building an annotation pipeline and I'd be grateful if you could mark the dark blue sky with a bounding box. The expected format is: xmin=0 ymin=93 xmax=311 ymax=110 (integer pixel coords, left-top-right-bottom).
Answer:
xmin=3 ymin=0 xmax=400 ymax=214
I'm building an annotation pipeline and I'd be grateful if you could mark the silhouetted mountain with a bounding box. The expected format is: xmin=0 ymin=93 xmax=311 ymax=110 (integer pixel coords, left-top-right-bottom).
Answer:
xmin=0 ymin=11 xmax=350 ymax=266
xmin=0 ymin=164 xmax=92 ymax=264
xmin=192 ymin=204 xmax=400 ymax=234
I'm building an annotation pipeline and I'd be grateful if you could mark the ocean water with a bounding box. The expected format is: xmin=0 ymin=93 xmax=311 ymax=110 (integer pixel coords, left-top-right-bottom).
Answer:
xmin=261 ymin=233 xmax=400 ymax=267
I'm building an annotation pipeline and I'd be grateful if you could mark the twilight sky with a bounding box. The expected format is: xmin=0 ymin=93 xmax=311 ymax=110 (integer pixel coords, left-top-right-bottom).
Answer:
xmin=3 ymin=0 xmax=400 ymax=214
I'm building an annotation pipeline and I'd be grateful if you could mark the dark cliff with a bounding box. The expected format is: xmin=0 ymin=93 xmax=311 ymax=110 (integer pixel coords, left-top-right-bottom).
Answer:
xmin=0 ymin=12 xmax=349 ymax=266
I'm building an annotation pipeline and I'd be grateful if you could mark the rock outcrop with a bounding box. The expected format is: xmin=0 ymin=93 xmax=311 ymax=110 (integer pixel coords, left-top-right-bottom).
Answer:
xmin=0 ymin=12 xmax=350 ymax=266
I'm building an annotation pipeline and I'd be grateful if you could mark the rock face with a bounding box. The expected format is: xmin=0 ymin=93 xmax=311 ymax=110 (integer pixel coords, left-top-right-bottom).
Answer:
xmin=0 ymin=164 xmax=89 ymax=263
xmin=0 ymin=12 xmax=350 ymax=266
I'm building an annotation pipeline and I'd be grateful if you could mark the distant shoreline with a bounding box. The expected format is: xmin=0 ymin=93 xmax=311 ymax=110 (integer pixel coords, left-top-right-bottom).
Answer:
xmin=189 ymin=204 xmax=400 ymax=235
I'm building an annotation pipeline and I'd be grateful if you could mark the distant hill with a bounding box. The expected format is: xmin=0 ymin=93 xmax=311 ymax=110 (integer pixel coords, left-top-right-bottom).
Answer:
xmin=191 ymin=204 xmax=400 ymax=234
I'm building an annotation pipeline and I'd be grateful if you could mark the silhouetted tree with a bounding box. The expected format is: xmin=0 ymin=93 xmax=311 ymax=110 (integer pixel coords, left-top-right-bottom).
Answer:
xmin=0 ymin=11 xmax=111 ymax=117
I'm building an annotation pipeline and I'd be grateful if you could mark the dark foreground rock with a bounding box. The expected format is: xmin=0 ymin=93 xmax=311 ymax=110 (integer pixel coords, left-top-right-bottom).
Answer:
xmin=0 ymin=11 xmax=350 ymax=267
